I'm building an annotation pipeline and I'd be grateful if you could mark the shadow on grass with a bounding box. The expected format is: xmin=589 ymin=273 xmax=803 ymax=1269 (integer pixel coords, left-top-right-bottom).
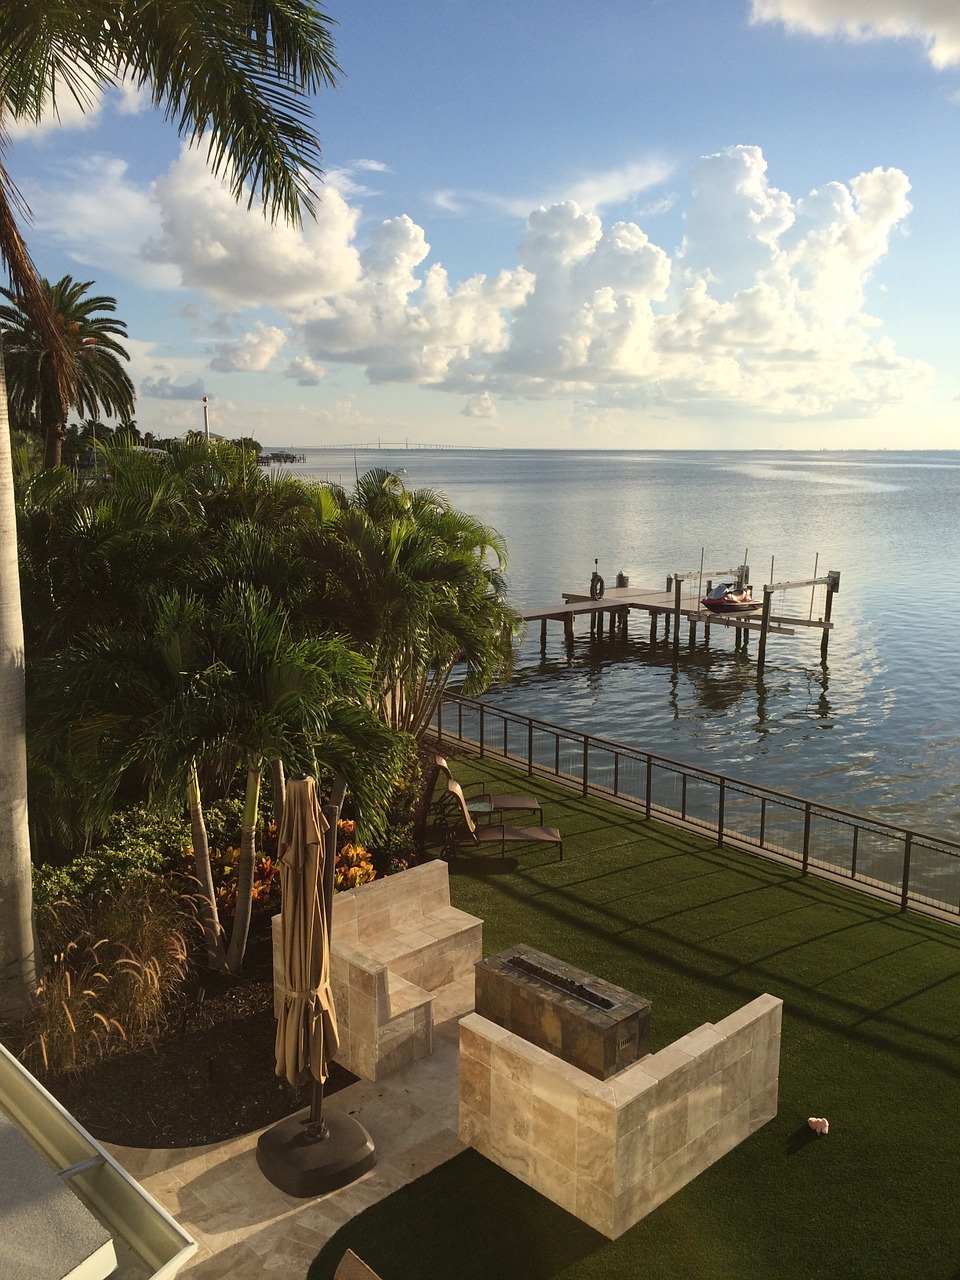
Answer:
xmin=307 ymin=1150 xmax=604 ymax=1280
xmin=785 ymin=1122 xmax=823 ymax=1155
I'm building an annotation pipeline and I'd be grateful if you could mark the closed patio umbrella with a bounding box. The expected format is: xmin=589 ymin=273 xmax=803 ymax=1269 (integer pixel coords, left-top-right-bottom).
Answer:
xmin=257 ymin=776 xmax=375 ymax=1197
xmin=273 ymin=776 xmax=337 ymax=1089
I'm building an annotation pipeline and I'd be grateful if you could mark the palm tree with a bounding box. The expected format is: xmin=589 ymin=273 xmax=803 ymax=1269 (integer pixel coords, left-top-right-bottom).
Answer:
xmin=1 ymin=276 xmax=135 ymax=468
xmin=317 ymin=469 xmax=523 ymax=738
xmin=0 ymin=340 xmax=36 ymax=1011
xmin=0 ymin=2 xmax=340 ymax=1013
xmin=42 ymin=583 xmax=399 ymax=974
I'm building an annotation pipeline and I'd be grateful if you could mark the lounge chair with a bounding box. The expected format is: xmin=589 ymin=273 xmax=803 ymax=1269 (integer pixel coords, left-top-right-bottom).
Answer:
xmin=434 ymin=755 xmax=544 ymax=823
xmin=439 ymin=780 xmax=563 ymax=862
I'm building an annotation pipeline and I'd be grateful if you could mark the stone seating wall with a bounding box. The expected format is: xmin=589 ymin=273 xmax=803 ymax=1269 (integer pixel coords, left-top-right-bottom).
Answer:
xmin=459 ymin=992 xmax=782 ymax=1238
xmin=274 ymin=860 xmax=482 ymax=1081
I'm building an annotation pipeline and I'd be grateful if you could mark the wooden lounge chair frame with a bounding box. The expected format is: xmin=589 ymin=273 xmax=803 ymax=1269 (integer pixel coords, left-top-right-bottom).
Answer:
xmin=433 ymin=755 xmax=543 ymax=823
xmin=438 ymin=780 xmax=563 ymax=862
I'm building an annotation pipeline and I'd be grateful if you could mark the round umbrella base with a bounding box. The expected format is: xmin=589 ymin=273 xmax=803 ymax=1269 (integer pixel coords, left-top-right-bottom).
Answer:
xmin=256 ymin=1107 xmax=376 ymax=1198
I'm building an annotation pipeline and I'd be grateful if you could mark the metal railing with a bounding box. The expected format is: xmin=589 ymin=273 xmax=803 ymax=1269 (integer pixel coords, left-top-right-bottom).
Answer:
xmin=433 ymin=695 xmax=960 ymax=919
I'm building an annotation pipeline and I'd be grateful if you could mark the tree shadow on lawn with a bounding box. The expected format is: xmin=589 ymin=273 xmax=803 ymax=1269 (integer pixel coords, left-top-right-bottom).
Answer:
xmin=307 ymin=1149 xmax=604 ymax=1280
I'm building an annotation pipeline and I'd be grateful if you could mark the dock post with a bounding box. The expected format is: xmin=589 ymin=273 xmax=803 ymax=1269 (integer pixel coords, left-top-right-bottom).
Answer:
xmin=757 ymin=586 xmax=772 ymax=673
xmin=608 ymin=611 xmax=615 ymax=640
xmin=704 ymin=581 xmax=711 ymax=647
xmin=649 ymin=613 xmax=657 ymax=644
xmin=688 ymin=617 xmax=697 ymax=647
xmin=540 ymin=618 xmax=547 ymax=651
xmin=820 ymin=571 xmax=840 ymax=661
xmin=672 ymin=575 xmax=682 ymax=656
xmin=564 ymin=614 xmax=574 ymax=647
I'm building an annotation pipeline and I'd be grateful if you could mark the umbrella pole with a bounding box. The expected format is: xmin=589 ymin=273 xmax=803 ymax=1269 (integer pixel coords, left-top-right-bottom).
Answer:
xmin=307 ymin=802 xmax=339 ymax=1132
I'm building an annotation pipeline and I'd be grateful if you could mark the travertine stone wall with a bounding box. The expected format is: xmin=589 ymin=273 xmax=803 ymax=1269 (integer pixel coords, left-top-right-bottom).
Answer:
xmin=459 ymin=993 xmax=782 ymax=1238
xmin=273 ymin=860 xmax=481 ymax=1081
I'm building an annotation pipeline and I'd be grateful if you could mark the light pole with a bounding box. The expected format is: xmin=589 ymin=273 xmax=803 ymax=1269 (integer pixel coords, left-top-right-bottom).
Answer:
xmin=202 ymin=396 xmax=210 ymax=441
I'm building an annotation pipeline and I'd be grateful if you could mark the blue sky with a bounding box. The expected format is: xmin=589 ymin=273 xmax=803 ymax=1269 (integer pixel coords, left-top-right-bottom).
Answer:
xmin=9 ymin=0 xmax=960 ymax=448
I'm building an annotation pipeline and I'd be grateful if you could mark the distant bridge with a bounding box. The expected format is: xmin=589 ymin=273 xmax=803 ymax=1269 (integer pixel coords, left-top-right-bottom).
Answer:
xmin=307 ymin=441 xmax=494 ymax=452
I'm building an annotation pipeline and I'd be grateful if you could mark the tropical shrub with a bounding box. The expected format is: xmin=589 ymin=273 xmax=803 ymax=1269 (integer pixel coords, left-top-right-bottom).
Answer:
xmin=177 ymin=799 xmax=282 ymax=923
xmin=334 ymin=819 xmax=376 ymax=891
xmin=32 ymin=805 xmax=190 ymax=910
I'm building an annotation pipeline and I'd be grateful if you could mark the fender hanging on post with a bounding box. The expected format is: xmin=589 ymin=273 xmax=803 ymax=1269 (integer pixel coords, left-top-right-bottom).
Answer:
xmin=589 ymin=558 xmax=605 ymax=601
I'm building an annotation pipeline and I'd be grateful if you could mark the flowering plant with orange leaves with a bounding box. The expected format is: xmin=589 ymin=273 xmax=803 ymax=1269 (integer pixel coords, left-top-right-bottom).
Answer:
xmin=334 ymin=818 xmax=376 ymax=891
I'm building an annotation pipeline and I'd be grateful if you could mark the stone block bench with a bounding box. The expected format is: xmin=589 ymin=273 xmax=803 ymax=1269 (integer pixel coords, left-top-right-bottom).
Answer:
xmin=276 ymin=859 xmax=482 ymax=1081
xmin=459 ymin=992 xmax=782 ymax=1238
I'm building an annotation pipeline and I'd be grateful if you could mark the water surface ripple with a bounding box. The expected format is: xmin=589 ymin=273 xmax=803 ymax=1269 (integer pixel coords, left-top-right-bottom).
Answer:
xmin=297 ymin=449 xmax=960 ymax=841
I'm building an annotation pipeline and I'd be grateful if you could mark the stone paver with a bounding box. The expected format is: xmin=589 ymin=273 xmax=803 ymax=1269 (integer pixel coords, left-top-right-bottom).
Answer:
xmin=104 ymin=995 xmax=472 ymax=1279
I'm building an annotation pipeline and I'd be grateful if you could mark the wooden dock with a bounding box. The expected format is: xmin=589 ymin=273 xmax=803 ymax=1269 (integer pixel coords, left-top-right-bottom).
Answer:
xmin=520 ymin=566 xmax=840 ymax=673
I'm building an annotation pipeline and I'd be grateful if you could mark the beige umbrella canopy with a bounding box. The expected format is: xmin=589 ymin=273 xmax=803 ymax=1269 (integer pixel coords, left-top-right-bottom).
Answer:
xmin=274 ymin=776 xmax=339 ymax=1089
xmin=258 ymin=775 xmax=375 ymax=1196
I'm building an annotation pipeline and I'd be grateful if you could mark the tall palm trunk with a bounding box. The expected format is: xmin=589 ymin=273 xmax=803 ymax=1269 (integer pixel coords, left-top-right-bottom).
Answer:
xmin=187 ymin=758 xmax=227 ymax=972
xmin=0 ymin=335 xmax=37 ymax=1014
xmin=226 ymin=759 xmax=262 ymax=973
xmin=270 ymin=757 xmax=286 ymax=833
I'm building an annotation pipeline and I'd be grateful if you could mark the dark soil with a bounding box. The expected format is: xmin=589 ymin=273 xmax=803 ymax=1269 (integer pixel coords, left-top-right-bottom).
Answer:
xmin=38 ymin=917 xmax=356 ymax=1149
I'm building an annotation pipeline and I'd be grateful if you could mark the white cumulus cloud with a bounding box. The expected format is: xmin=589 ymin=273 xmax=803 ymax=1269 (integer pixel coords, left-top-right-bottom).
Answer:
xmin=34 ymin=140 xmax=925 ymax=422
xmin=209 ymin=324 xmax=287 ymax=373
xmin=284 ymin=356 xmax=327 ymax=385
xmin=143 ymin=149 xmax=364 ymax=307
xmin=462 ymin=392 xmax=498 ymax=418
xmin=751 ymin=0 xmax=960 ymax=68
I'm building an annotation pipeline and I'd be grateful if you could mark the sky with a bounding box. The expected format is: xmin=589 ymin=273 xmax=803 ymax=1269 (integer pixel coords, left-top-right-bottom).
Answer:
xmin=8 ymin=0 xmax=960 ymax=450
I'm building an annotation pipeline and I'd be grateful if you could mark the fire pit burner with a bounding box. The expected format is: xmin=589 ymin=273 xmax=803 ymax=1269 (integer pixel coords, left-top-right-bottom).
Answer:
xmin=475 ymin=944 xmax=651 ymax=1080
xmin=506 ymin=954 xmax=616 ymax=1010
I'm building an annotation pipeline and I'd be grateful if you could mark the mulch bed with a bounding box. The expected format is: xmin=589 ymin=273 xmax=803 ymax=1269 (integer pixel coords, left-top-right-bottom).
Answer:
xmin=35 ymin=917 xmax=356 ymax=1150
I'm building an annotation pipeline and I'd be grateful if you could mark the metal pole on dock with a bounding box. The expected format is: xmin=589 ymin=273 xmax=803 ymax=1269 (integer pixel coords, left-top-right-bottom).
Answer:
xmin=672 ymin=575 xmax=682 ymax=655
xmin=757 ymin=586 xmax=773 ymax=673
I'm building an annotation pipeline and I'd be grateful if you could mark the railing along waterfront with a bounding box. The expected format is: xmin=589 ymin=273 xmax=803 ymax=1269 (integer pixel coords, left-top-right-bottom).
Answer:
xmin=433 ymin=695 xmax=960 ymax=920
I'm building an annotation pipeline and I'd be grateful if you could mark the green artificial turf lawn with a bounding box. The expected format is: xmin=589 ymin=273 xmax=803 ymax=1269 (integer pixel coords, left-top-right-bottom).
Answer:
xmin=310 ymin=759 xmax=960 ymax=1280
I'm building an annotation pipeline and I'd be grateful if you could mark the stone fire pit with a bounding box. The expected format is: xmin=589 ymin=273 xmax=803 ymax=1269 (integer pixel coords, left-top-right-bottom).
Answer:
xmin=474 ymin=944 xmax=651 ymax=1080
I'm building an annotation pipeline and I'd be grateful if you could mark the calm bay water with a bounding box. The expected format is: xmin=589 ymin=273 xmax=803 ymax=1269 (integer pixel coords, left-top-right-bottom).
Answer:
xmin=294 ymin=448 xmax=960 ymax=841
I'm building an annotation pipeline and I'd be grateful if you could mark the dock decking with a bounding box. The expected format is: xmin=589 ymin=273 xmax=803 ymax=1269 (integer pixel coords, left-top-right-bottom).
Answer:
xmin=520 ymin=570 xmax=840 ymax=672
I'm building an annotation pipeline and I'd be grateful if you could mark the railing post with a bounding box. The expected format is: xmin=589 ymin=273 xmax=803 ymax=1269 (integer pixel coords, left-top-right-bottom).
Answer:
xmin=479 ymin=704 xmax=485 ymax=759
xmin=801 ymin=803 xmax=811 ymax=874
xmin=503 ymin=715 xmax=508 ymax=758
xmin=759 ymin=796 xmax=766 ymax=847
xmin=717 ymin=779 xmax=725 ymax=848
xmin=681 ymin=773 xmax=687 ymax=821
xmin=582 ymin=736 xmax=590 ymax=797
xmin=851 ymin=825 xmax=859 ymax=880
xmin=613 ymin=752 xmax=620 ymax=797
xmin=900 ymin=833 xmax=913 ymax=912
xmin=554 ymin=735 xmax=560 ymax=777
xmin=527 ymin=720 xmax=534 ymax=776
xmin=645 ymin=756 xmax=652 ymax=820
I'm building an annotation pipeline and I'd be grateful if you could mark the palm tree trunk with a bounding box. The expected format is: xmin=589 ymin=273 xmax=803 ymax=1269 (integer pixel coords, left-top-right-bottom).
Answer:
xmin=270 ymin=757 xmax=286 ymax=833
xmin=225 ymin=760 xmax=262 ymax=973
xmin=0 ymin=334 xmax=38 ymax=1014
xmin=43 ymin=418 xmax=66 ymax=470
xmin=187 ymin=758 xmax=227 ymax=972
